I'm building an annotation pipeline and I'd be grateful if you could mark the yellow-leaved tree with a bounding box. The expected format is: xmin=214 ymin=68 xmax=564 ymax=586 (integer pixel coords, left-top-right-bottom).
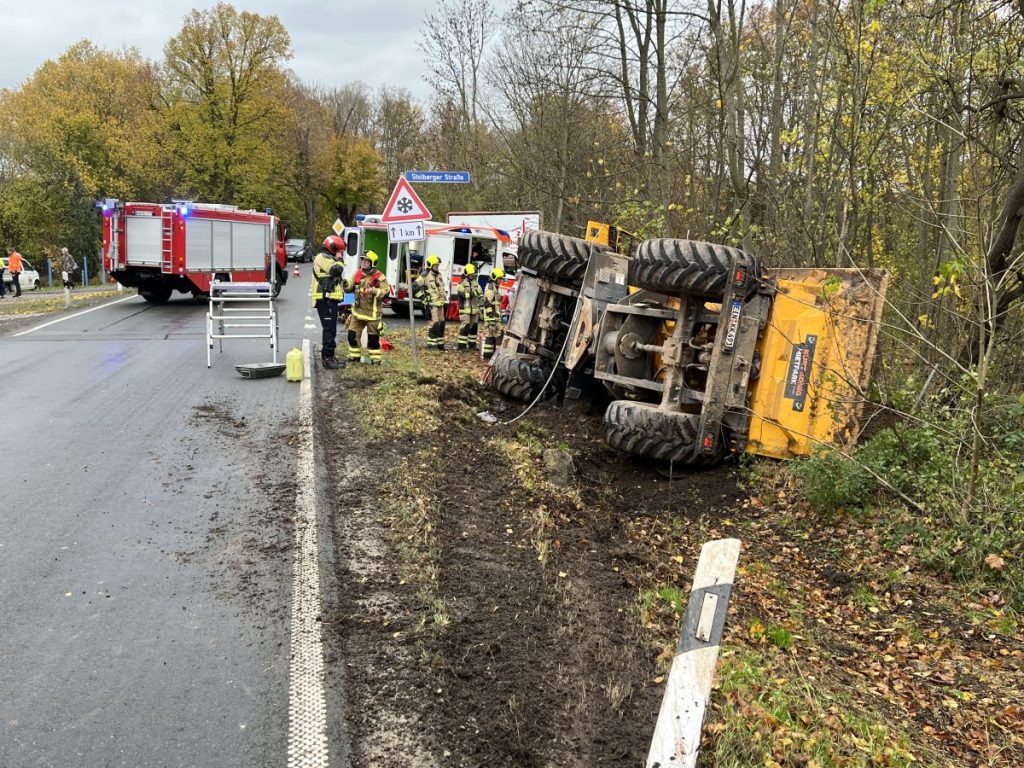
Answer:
xmin=161 ymin=3 xmax=291 ymax=206
xmin=0 ymin=40 xmax=163 ymax=265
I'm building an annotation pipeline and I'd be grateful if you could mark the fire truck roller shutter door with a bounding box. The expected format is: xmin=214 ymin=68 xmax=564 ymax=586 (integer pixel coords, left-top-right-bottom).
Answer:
xmin=231 ymin=222 xmax=268 ymax=271
xmin=186 ymin=219 xmax=214 ymax=271
xmin=125 ymin=215 xmax=163 ymax=266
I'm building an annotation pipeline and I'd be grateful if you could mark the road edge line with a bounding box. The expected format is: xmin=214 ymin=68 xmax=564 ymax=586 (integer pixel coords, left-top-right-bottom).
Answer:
xmin=12 ymin=295 xmax=138 ymax=337
xmin=286 ymin=338 xmax=329 ymax=767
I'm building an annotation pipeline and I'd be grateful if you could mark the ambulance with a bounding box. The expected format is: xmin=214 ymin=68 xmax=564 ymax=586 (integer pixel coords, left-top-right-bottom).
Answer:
xmin=343 ymin=215 xmax=516 ymax=318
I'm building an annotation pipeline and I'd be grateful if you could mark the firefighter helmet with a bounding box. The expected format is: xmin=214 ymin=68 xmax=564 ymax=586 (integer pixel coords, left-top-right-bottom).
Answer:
xmin=425 ymin=255 xmax=440 ymax=268
xmin=490 ymin=267 xmax=505 ymax=280
xmin=323 ymin=235 xmax=346 ymax=255
xmin=362 ymin=250 xmax=379 ymax=266
xmin=464 ymin=263 xmax=477 ymax=277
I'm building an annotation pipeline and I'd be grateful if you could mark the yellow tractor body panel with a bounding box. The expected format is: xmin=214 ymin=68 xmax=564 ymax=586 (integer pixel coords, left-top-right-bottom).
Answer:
xmin=746 ymin=268 xmax=888 ymax=460
xmin=584 ymin=220 xmax=613 ymax=247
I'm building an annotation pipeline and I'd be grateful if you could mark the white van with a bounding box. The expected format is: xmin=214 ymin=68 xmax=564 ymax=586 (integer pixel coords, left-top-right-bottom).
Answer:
xmin=344 ymin=216 xmax=515 ymax=318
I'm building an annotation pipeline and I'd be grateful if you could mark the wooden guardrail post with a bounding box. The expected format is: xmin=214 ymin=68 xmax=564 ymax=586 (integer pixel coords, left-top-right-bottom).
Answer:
xmin=646 ymin=537 xmax=741 ymax=768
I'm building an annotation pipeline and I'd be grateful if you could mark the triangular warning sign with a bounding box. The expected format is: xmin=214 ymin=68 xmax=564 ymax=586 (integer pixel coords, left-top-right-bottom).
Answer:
xmin=380 ymin=177 xmax=432 ymax=223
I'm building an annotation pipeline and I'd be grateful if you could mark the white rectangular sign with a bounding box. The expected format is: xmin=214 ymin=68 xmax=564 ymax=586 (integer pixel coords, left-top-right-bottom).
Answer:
xmin=388 ymin=221 xmax=425 ymax=243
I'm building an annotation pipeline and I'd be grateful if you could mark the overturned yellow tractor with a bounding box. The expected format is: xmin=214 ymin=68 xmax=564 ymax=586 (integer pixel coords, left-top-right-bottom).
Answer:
xmin=488 ymin=230 xmax=887 ymax=465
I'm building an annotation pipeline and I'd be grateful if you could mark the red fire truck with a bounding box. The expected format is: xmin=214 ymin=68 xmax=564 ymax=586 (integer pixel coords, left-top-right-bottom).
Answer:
xmin=102 ymin=200 xmax=289 ymax=303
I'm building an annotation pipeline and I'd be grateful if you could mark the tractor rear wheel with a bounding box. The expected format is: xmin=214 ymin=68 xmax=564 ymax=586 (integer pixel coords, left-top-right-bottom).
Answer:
xmin=517 ymin=230 xmax=596 ymax=285
xmin=629 ymin=238 xmax=759 ymax=298
xmin=486 ymin=349 xmax=550 ymax=402
xmin=602 ymin=400 xmax=725 ymax=466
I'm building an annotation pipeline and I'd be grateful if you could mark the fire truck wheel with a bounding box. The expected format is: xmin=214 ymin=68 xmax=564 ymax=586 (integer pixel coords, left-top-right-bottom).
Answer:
xmin=517 ymin=230 xmax=599 ymax=286
xmin=486 ymin=349 xmax=549 ymax=402
xmin=271 ymin=267 xmax=283 ymax=298
xmin=629 ymin=239 xmax=761 ymax=298
xmin=140 ymin=287 xmax=172 ymax=304
xmin=602 ymin=400 xmax=726 ymax=466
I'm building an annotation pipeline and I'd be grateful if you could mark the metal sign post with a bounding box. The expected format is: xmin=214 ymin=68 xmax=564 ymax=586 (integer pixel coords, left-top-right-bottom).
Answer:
xmin=405 ymin=250 xmax=418 ymax=374
xmin=388 ymin=220 xmax=425 ymax=375
xmin=646 ymin=538 xmax=741 ymax=768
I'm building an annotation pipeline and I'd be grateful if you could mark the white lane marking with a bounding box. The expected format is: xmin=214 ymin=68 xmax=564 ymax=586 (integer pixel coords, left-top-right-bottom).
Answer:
xmin=287 ymin=338 xmax=329 ymax=767
xmin=304 ymin=324 xmax=317 ymax=330
xmin=12 ymin=295 xmax=138 ymax=337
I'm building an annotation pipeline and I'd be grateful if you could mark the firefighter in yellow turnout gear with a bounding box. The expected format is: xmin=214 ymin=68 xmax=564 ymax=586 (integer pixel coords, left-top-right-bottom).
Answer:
xmin=457 ymin=263 xmax=483 ymax=351
xmin=481 ymin=267 xmax=505 ymax=359
xmin=414 ymin=255 xmax=448 ymax=351
xmin=311 ymin=235 xmax=347 ymax=369
xmin=344 ymin=250 xmax=390 ymax=364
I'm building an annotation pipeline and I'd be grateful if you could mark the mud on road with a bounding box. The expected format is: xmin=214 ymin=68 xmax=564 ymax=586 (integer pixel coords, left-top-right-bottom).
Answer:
xmin=317 ymin=352 xmax=745 ymax=767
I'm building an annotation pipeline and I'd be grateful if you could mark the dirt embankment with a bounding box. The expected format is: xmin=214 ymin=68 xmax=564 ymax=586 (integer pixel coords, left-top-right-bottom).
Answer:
xmin=319 ymin=364 xmax=745 ymax=767
xmin=317 ymin=347 xmax=1023 ymax=767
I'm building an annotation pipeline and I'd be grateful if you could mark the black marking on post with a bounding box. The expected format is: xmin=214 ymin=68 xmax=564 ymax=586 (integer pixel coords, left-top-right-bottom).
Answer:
xmin=677 ymin=582 xmax=733 ymax=654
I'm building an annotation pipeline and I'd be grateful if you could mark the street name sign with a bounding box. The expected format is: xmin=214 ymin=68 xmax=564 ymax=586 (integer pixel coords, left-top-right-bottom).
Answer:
xmin=404 ymin=170 xmax=471 ymax=184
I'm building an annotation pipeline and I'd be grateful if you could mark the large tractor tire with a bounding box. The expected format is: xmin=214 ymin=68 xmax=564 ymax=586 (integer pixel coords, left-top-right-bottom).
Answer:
xmin=602 ymin=400 xmax=725 ymax=466
xmin=629 ymin=238 xmax=758 ymax=298
xmin=140 ymin=286 xmax=173 ymax=304
xmin=486 ymin=349 xmax=550 ymax=402
xmin=517 ymin=230 xmax=596 ymax=285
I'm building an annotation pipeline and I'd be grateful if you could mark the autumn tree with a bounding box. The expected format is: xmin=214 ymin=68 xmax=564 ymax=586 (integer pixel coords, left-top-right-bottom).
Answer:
xmin=162 ymin=3 xmax=291 ymax=205
xmin=0 ymin=41 xmax=163 ymax=269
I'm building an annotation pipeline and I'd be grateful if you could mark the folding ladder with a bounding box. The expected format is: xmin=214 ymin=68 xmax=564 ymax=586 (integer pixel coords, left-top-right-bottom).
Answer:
xmin=206 ymin=279 xmax=279 ymax=367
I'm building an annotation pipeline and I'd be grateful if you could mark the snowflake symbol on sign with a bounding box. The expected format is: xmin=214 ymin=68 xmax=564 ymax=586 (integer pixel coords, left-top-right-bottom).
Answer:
xmin=397 ymin=197 xmax=414 ymax=214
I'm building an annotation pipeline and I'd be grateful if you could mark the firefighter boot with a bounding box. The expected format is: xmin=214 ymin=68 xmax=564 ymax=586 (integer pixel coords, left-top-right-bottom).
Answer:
xmin=347 ymin=330 xmax=362 ymax=363
xmin=367 ymin=335 xmax=383 ymax=365
xmin=483 ymin=336 xmax=496 ymax=359
xmin=323 ymin=357 xmax=345 ymax=370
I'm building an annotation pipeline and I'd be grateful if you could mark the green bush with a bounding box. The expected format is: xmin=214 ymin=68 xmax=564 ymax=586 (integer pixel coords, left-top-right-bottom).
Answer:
xmin=791 ymin=448 xmax=874 ymax=513
xmin=789 ymin=382 xmax=1024 ymax=609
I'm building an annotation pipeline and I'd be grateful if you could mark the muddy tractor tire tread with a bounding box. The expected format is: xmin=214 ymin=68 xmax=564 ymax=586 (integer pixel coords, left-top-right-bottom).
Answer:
xmin=517 ymin=230 xmax=596 ymax=284
xmin=487 ymin=349 xmax=549 ymax=402
xmin=603 ymin=400 xmax=725 ymax=466
xmin=629 ymin=238 xmax=756 ymax=297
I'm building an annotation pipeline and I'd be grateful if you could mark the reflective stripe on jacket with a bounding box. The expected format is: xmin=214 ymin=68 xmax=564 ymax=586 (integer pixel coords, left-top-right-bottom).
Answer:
xmin=481 ymin=284 xmax=502 ymax=322
xmin=311 ymin=252 xmax=344 ymax=301
xmin=347 ymin=269 xmax=389 ymax=321
xmin=458 ymin=279 xmax=482 ymax=316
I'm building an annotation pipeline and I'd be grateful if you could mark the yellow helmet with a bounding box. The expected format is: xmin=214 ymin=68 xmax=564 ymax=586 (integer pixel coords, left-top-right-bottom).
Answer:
xmin=490 ymin=267 xmax=505 ymax=280
xmin=425 ymin=255 xmax=440 ymax=268
xmin=464 ymin=263 xmax=477 ymax=276
xmin=362 ymin=250 xmax=379 ymax=266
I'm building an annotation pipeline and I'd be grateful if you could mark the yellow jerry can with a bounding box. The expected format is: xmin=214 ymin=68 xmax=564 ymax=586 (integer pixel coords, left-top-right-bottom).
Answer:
xmin=286 ymin=347 xmax=304 ymax=382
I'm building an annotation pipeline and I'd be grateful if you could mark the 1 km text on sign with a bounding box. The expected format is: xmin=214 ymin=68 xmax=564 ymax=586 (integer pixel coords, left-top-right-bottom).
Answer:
xmin=388 ymin=221 xmax=425 ymax=243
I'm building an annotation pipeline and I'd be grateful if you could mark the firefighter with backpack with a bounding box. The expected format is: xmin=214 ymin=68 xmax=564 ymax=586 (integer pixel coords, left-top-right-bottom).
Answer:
xmin=414 ymin=255 xmax=448 ymax=351
xmin=457 ymin=263 xmax=483 ymax=352
xmin=481 ymin=267 xmax=505 ymax=359
xmin=344 ymin=250 xmax=389 ymax=364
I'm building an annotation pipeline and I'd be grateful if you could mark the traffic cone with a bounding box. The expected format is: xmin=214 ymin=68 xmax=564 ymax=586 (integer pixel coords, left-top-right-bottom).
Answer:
xmin=292 ymin=262 xmax=300 ymax=278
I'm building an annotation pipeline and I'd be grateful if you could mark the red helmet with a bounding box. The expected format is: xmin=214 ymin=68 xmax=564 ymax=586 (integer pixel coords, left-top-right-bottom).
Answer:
xmin=322 ymin=235 xmax=346 ymax=255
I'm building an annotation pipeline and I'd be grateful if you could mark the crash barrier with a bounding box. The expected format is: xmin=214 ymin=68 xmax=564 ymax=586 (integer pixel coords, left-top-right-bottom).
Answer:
xmin=646 ymin=538 xmax=741 ymax=768
xmin=206 ymin=279 xmax=279 ymax=368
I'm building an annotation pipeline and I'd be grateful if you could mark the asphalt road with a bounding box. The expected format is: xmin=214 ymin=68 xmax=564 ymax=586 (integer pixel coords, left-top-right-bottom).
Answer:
xmin=0 ymin=270 xmax=339 ymax=767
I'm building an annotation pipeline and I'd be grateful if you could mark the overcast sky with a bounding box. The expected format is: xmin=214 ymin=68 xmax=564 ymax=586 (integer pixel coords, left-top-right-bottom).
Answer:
xmin=1 ymin=1 xmax=454 ymax=101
